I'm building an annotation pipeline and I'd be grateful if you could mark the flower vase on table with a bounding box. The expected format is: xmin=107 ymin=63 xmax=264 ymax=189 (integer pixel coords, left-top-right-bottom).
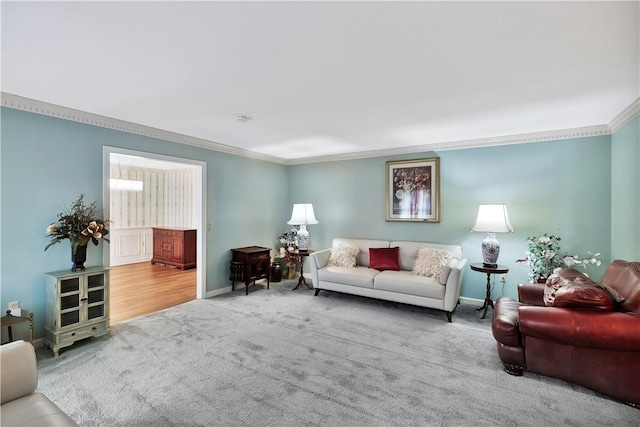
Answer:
xmin=45 ymin=194 xmax=110 ymax=271
xmin=71 ymin=242 xmax=88 ymax=272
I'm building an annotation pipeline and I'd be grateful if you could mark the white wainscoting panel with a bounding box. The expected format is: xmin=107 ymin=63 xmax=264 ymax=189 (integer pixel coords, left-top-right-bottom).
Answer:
xmin=110 ymin=227 xmax=154 ymax=266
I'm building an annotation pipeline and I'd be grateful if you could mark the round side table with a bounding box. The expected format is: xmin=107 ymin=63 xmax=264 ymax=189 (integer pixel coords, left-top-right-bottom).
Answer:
xmin=470 ymin=263 xmax=509 ymax=319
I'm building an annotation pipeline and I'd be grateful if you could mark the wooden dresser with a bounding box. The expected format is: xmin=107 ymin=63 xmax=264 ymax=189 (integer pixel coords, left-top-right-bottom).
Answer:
xmin=151 ymin=228 xmax=197 ymax=270
xmin=230 ymin=246 xmax=271 ymax=295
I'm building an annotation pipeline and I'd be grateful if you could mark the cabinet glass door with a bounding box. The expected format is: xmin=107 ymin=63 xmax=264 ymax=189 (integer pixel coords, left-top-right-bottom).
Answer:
xmin=59 ymin=277 xmax=81 ymax=327
xmin=86 ymin=272 xmax=106 ymax=321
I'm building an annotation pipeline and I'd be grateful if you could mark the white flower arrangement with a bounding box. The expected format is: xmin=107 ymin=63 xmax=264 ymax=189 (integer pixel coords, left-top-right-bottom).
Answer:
xmin=517 ymin=231 xmax=602 ymax=283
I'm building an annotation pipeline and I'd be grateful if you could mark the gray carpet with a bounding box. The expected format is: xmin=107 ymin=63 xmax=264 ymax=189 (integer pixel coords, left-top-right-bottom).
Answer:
xmin=36 ymin=279 xmax=638 ymax=426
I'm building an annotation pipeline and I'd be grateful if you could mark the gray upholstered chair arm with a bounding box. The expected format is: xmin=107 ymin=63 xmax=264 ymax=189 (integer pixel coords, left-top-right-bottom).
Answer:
xmin=1 ymin=340 xmax=38 ymax=404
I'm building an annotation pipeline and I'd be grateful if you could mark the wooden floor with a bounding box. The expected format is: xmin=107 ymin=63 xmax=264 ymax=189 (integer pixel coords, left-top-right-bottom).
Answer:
xmin=110 ymin=262 xmax=197 ymax=325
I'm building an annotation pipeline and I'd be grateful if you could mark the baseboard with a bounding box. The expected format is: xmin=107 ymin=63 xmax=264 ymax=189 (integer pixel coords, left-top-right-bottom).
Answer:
xmin=459 ymin=296 xmax=484 ymax=308
xmin=205 ymin=286 xmax=232 ymax=298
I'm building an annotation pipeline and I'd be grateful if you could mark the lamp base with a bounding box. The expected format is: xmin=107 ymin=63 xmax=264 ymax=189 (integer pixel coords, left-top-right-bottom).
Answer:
xmin=296 ymin=225 xmax=309 ymax=251
xmin=481 ymin=232 xmax=500 ymax=267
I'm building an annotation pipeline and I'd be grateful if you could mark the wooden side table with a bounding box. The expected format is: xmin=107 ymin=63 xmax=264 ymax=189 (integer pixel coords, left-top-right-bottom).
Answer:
xmin=1 ymin=311 xmax=34 ymax=345
xmin=230 ymin=246 xmax=271 ymax=295
xmin=289 ymin=250 xmax=314 ymax=291
xmin=470 ymin=263 xmax=509 ymax=319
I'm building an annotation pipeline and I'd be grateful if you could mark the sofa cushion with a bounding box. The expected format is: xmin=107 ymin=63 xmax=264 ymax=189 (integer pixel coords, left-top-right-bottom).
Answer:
xmin=391 ymin=241 xmax=463 ymax=271
xmin=318 ymin=266 xmax=378 ymax=289
xmin=544 ymin=273 xmax=614 ymax=310
xmin=412 ymin=247 xmax=451 ymax=278
xmin=327 ymin=245 xmax=360 ymax=268
xmin=369 ymin=247 xmax=400 ymax=271
xmin=374 ymin=270 xmax=446 ymax=299
xmin=332 ymin=238 xmax=390 ymax=267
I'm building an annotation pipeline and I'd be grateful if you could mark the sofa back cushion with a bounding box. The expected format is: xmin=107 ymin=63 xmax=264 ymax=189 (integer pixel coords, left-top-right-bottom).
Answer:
xmin=331 ymin=238 xmax=390 ymax=267
xmin=600 ymin=260 xmax=640 ymax=313
xmin=390 ymin=241 xmax=463 ymax=271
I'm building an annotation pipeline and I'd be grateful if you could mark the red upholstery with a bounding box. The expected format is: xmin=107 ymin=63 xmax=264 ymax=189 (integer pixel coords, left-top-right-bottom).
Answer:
xmin=369 ymin=247 xmax=400 ymax=271
xmin=492 ymin=260 xmax=640 ymax=407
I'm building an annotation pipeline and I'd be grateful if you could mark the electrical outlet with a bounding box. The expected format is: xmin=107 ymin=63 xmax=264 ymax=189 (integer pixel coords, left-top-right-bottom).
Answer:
xmin=8 ymin=300 xmax=20 ymax=310
xmin=500 ymin=274 xmax=507 ymax=283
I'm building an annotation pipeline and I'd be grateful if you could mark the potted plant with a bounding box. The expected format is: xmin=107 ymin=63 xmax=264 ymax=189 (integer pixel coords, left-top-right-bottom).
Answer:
xmin=516 ymin=231 xmax=601 ymax=283
xmin=45 ymin=194 xmax=110 ymax=271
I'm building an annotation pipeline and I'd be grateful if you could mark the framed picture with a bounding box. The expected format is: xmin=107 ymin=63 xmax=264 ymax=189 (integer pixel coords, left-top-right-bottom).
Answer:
xmin=385 ymin=157 xmax=440 ymax=222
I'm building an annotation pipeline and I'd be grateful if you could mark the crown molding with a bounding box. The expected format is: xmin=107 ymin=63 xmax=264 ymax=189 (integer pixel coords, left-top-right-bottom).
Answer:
xmin=0 ymin=93 xmax=287 ymax=165
xmin=287 ymin=125 xmax=612 ymax=165
xmin=608 ymin=97 xmax=640 ymax=133
xmin=2 ymin=92 xmax=629 ymax=166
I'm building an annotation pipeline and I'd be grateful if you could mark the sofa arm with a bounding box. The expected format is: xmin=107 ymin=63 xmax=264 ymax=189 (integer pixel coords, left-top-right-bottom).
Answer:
xmin=519 ymin=307 xmax=640 ymax=351
xmin=443 ymin=258 xmax=467 ymax=312
xmin=1 ymin=340 xmax=38 ymax=404
xmin=309 ymin=248 xmax=331 ymax=289
xmin=518 ymin=282 xmax=546 ymax=306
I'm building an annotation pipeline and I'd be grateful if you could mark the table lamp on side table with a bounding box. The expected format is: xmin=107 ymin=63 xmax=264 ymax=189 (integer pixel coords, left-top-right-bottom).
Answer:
xmin=287 ymin=203 xmax=319 ymax=251
xmin=471 ymin=204 xmax=514 ymax=267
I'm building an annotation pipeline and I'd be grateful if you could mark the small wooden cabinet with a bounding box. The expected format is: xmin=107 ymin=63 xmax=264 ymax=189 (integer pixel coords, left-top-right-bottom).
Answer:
xmin=151 ymin=228 xmax=196 ymax=270
xmin=45 ymin=267 xmax=110 ymax=356
xmin=231 ymin=246 xmax=271 ymax=295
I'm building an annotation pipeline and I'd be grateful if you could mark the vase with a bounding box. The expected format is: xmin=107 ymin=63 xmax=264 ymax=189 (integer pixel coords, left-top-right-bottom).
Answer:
xmin=286 ymin=262 xmax=296 ymax=280
xmin=71 ymin=243 xmax=88 ymax=272
xmin=270 ymin=262 xmax=282 ymax=282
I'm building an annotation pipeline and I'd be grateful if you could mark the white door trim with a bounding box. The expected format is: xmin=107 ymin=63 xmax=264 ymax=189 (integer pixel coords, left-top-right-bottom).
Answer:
xmin=103 ymin=146 xmax=207 ymax=299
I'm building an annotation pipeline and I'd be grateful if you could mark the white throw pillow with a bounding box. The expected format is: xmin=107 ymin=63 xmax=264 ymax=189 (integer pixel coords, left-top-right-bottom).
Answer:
xmin=328 ymin=246 xmax=360 ymax=268
xmin=413 ymin=247 xmax=451 ymax=279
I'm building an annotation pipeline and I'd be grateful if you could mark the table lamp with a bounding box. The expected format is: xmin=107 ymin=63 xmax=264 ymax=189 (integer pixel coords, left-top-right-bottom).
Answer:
xmin=287 ymin=204 xmax=319 ymax=251
xmin=471 ymin=204 xmax=514 ymax=267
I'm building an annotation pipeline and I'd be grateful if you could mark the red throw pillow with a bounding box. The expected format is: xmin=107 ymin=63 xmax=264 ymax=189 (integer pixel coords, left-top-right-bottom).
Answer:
xmin=369 ymin=247 xmax=400 ymax=271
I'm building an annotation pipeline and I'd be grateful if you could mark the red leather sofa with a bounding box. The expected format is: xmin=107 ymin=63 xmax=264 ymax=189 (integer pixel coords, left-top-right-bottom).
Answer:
xmin=492 ymin=260 xmax=640 ymax=407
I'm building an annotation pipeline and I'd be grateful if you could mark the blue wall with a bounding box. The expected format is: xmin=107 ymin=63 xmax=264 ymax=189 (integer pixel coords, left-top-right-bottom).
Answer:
xmin=1 ymin=105 xmax=634 ymax=340
xmin=611 ymin=116 xmax=640 ymax=260
xmin=1 ymin=107 xmax=289 ymax=338
xmin=289 ymin=137 xmax=612 ymax=301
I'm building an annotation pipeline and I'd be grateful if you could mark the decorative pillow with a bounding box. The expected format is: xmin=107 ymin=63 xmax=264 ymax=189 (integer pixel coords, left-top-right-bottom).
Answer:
xmin=327 ymin=245 xmax=360 ymax=268
xmin=369 ymin=247 xmax=400 ymax=271
xmin=412 ymin=248 xmax=451 ymax=279
xmin=544 ymin=273 xmax=614 ymax=310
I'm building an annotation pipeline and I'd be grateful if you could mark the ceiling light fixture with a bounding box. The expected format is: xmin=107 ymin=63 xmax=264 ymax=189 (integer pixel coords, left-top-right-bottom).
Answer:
xmin=234 ymin=114 xmax=251 ymax=122
xmin=110 ymin=178 xmax=144 ymax=192
xmin=110 ymin=156 xmax=144 ymax=192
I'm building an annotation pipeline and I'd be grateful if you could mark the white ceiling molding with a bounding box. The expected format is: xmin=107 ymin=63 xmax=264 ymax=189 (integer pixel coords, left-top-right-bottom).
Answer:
xmin=608 ymin=97 xmax=640 ymax=134
xmin=289 ymin=125 xmax=612 ymax=165
xmin=0 ymin=93 xmax=287 ymax=165
xmin=1 ymin=92 xmax=630 ymax=165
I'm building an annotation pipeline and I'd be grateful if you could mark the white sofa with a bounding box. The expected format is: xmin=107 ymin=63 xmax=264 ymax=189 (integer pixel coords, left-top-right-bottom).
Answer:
xmin=1 ymin=340 xmax=78 ymax=427
xmin=309 ymin=238 xmax=467 ymax=322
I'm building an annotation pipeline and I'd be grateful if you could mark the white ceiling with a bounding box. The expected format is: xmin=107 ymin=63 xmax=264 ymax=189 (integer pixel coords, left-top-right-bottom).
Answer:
xmin=2 ymin=1 xmax=639 ymax=162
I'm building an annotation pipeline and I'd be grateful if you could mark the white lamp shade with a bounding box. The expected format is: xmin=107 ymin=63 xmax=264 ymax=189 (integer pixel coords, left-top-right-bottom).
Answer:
xmin=471 ymin=204 xmax=514 ymax=233
xmin=287 ymin=204 xmax=319 ymax=225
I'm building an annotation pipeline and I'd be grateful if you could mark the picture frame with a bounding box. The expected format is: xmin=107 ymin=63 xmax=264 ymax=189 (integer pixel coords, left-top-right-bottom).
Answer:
xmin=385 ymin=157 xmax=440 ymax=222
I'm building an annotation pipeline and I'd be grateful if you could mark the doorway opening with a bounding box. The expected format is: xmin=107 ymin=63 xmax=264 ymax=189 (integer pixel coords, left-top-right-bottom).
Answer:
xmin=103 ymin=147 xmax=206 ymax=324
